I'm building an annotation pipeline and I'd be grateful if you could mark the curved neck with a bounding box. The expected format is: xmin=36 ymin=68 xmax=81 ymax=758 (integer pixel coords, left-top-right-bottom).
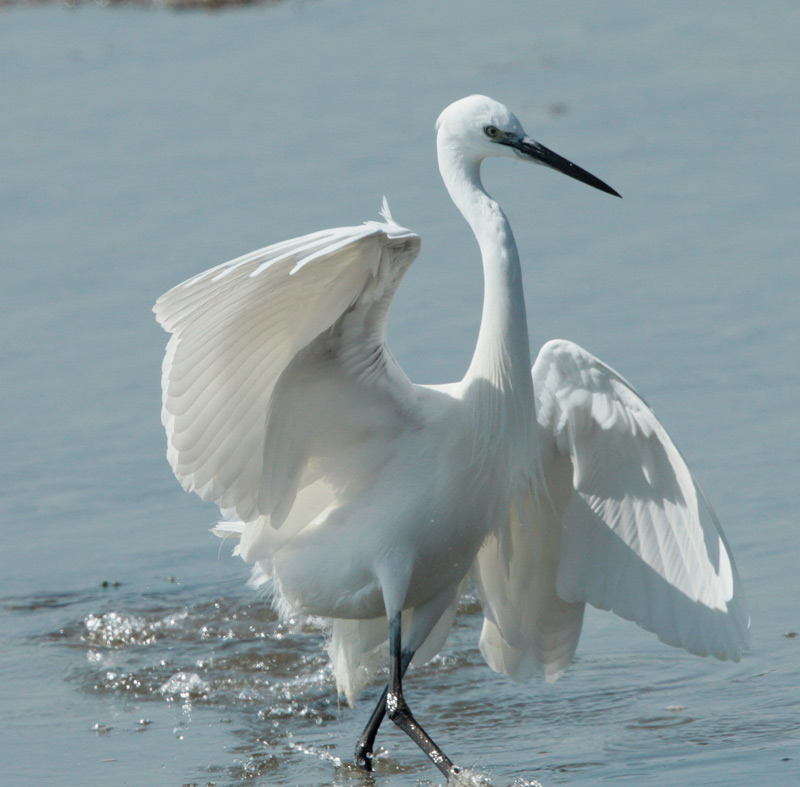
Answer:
xmin=438 ymin=144 xmax=533 ymax=395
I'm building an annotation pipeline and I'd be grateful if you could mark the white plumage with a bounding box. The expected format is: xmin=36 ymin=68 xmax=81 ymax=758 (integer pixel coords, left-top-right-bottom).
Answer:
xmin=155 ymin=95 xmax=748 ymax=777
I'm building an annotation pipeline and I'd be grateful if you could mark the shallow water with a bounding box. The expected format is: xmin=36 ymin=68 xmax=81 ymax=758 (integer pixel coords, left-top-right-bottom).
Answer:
xmin=2 ymin=1 xmax=799 ymax=785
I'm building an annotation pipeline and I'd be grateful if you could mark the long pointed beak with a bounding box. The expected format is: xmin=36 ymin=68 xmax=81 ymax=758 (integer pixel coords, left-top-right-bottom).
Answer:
xmin=510 ymin=136 xmax=621 ymax=198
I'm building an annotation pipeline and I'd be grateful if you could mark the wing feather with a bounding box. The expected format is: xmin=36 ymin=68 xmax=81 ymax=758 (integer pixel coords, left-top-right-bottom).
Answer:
xmin=475 ymin=338 xmax=748 ymax=682
xmin=155 ymin=214 xmax=421 ymax=522
xmin=534 ymin=339 xmax=749 ymax=660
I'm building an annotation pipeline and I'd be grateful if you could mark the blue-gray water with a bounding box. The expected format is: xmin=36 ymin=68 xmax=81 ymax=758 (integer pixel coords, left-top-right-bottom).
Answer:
xmin=1 ymin=2 xmax=798 ymax=785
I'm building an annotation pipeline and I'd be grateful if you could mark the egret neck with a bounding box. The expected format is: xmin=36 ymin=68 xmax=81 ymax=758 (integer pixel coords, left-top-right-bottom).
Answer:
xmin=437 ymin=140 xmax=537 ymax=481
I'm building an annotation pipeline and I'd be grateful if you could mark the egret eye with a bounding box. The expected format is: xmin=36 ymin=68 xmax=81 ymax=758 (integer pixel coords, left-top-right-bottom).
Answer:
xmin=484 ymin=125 xmax=501 ymax=139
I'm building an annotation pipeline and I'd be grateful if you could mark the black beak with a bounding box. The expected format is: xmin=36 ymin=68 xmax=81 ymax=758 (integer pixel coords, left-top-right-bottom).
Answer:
xmin=508 ymin=136 xmax=621 ymax=198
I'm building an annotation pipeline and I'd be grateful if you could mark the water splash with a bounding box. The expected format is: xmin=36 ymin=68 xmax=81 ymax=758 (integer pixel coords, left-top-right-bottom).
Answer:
xmin=84 ymin=610 xmax=159 ymax=647
xmin=159 ymin=671 xmax=211 ymax=700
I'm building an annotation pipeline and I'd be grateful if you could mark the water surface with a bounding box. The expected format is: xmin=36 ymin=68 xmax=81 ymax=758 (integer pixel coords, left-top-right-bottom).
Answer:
xmin=1 ymin=2 xmax=799 ymax=784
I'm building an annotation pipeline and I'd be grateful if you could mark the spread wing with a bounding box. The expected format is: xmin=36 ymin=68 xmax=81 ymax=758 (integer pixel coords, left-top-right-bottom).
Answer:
xmin=154 ymin=204 xmax=421 ymax=524
xmin=475 ymin=339 xmax=749 ymax=681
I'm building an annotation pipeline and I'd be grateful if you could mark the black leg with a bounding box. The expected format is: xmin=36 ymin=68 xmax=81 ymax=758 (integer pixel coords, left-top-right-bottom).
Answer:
xmin=382 ymin=612 xmax=460 ymax=778
xmin=354 ymin=648 xmax=414 ymax=770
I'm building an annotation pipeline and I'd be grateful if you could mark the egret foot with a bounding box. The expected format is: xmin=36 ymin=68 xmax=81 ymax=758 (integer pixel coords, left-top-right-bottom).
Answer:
xmin=353 ymin=747 xmax=373 ymax=772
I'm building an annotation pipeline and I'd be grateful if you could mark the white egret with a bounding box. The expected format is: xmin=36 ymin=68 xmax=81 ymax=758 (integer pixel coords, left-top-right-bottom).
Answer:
xmin=154 ymin=95 xmax=748 ymax=779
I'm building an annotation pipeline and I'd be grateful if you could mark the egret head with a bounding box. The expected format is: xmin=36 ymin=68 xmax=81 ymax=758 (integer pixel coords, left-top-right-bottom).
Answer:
xmin=436 ymin=95 xmax=620 ymax=197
